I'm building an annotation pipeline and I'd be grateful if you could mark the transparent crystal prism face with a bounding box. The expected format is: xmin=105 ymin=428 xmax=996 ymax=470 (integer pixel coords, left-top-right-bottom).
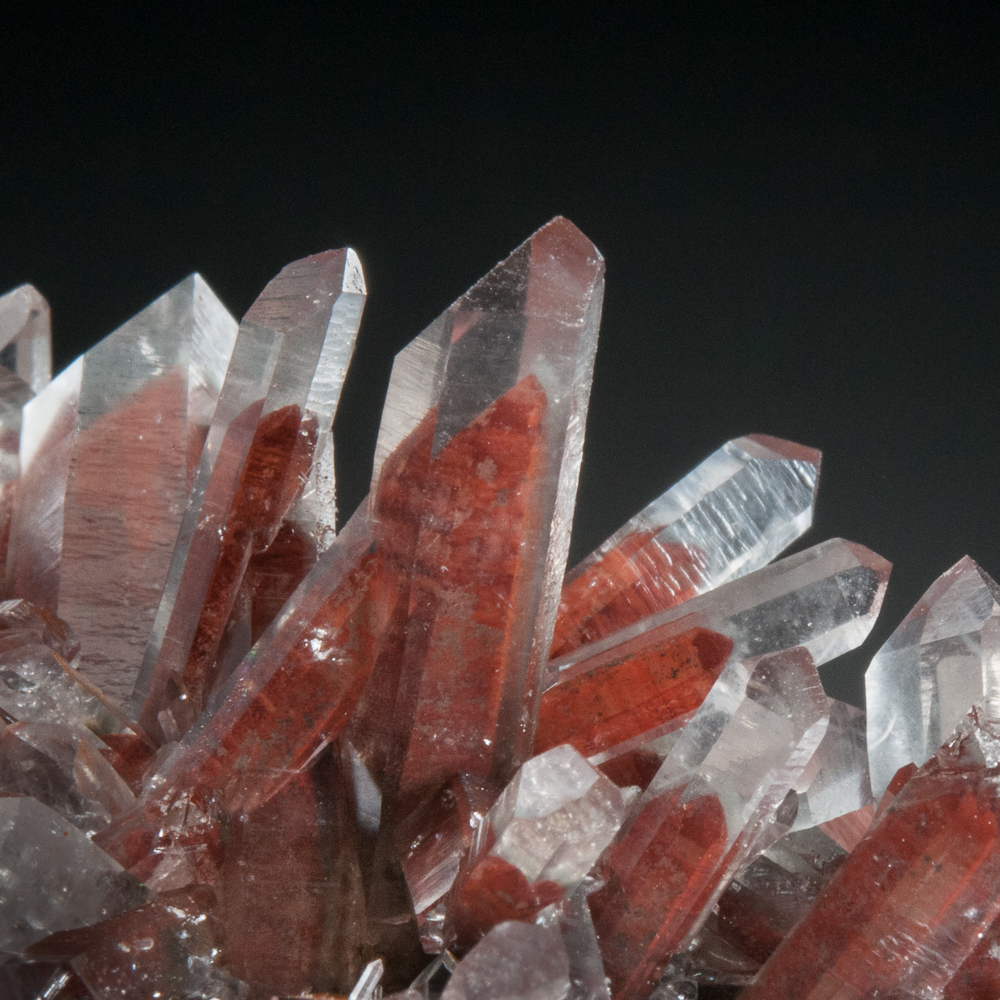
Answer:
xmin=441 ymin=920 xmax=571 ymax=1000
xmin=866 ymin=556 xmax=1000 ymax=800
xmin=588 ymin=647 xmax=829 ymax=1000
xmin=791 ymin=698 xmax=873 ymax=832
xmin=553 ymin=434 xmax=820 ymax=659
xmin=549 ymin=537 xmax=891 ymax=690
xmin=558 ymin=886 xmax=611 ymax=1000
xmin=132 ymin=249 xmax=365 ymax=743
xmin=0 ymin=797 xmax=148 ymax=955
xmin=539 ymin=539 xmax=889 ymax=774
xmin=645 ymin=647 xmax=830 ymax=851
xmin=0 ymin=366 xmax=33 ymax=486
xmin=486 ymin=745 xmax=630 ymax=888
xmin=0 ymin=283 xmax=51 ymax=393
xmin=6 ymin=275 xmax=239 ymax=705
xmin=0 ymin=721 xmax=136 ymax=835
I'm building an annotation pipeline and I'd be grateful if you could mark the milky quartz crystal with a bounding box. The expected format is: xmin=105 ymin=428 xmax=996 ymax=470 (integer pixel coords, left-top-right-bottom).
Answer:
xmin=866 ymin=555 xmax=1000 ymax=800
xmin=551 ymin=434 xmax=820 ymax=659
xmin=6 ymin=276 xmax=239 ymax=705
xmin=13 ymin=222 xmax=992 ymax=1000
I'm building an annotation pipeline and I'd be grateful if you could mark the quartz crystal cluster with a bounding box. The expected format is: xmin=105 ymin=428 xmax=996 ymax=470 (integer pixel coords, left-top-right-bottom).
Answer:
xmin=0 ymin=220 xmax=995 ymax=1000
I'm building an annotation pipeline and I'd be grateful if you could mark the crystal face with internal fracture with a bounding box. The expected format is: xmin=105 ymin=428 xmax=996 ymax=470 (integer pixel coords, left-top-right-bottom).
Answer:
xmin=866 ymin=555 xmax=1000 ymax=800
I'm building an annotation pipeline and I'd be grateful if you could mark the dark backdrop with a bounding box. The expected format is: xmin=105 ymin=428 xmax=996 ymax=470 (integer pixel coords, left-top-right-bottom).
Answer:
xmin=1 ymin=9 xmax=997 ymax=707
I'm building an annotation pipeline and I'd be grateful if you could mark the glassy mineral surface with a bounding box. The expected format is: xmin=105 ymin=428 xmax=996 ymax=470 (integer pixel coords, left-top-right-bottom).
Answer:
xmin=7 ymin=221 xmax=989 ymax=1000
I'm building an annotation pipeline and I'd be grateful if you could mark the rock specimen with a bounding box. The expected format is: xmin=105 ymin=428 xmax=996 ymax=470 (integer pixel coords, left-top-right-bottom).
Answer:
xmin=4 ymin=224 xmax=997 ymax=1000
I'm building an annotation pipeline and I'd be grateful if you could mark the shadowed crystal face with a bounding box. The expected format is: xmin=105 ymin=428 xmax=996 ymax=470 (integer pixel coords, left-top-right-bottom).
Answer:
xmin=0 ymin=797 xmax=148 ymax=955
xmin=866 ymin=556 xmax=1000 ymax=799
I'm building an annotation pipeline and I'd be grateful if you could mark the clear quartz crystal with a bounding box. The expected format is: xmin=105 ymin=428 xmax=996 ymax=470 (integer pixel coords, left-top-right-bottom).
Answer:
xmin=132 ymin=250 xmax=365 ymax=742
xmin=441 ymin=920 xmax=571 ymax=1000
xmin=482 ymin=745 xmax=631 ymax=889
xmin=866 ymin=555 xmax=1000 ymax=799
xmin=550 ymin=537 xmax=891 ymax=688
xmin=0 ymin=283 xmax=51 ymax=393
xmin=791 ymin=698 xmax=873 ymax=832
xmin=0 ymin=721 xmax=135 ymax=835
xmin=539 ymin=538 xmax=890 ymax=768
xmin=589 ymin=646 xmax=830 ymax=1000
xmin=0 ymin=599 xmax=132 ymax=739
xmin=0 ymin=797 xmax=147 ymax=955
xmin=6 ymin=275 xmax=238 ymax=704
xmin=552 ymin=435 xmax=820 ymax=659
xmin=350 ymin=958 xmax=385 ymax=1000
xmin=558 ymin=886 xmax=612 ymax=1000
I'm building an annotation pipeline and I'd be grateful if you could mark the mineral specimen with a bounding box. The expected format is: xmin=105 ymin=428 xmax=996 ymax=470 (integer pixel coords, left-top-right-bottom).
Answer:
xmin=2 ymin=219 xmax=996 ymax=1000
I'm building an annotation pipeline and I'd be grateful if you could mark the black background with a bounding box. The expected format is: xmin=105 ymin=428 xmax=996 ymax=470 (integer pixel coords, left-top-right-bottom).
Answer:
xmin=1 ymin=8 xmax=997 ymax=707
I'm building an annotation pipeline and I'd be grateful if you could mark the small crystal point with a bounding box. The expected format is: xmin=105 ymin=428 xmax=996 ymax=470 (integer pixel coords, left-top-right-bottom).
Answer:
xmin=448 ymin=744 xmax=631 ymax=948
xmin=132 ymin=249 xmax=365 ymax=743
xmin=551 ymin=434 xmax=820 ymax=659
xmin=866 ymin=555 xmax=1000 ymax=800
xmin=790 ymin=697 xmax=873 ymax=835
xmin=0 ymin=282 xmax=51 ymax=393
xmin=6 ymin=274 xmax=239 ymax=705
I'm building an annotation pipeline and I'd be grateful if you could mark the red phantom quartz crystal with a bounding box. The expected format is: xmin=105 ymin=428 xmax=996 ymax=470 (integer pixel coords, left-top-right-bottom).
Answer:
xmin=139 ymin=400 xmax=318 ymax=737
xmin=741 ymin=712 xmax=1000 ymax=1000
xmin=588 ymin=786 xmax=729 ymax=1000
xmin=550 ymin=533 xmax=705 ymax=660
xmin=393 ymin=375 xmax=547 ymax=803
xmin=535 ymin=625 xmax=732 ymax=759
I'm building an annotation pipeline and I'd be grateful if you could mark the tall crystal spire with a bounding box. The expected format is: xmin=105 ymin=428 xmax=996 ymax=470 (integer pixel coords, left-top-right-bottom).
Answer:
xmin=353 ymin=216 xmax=605 ymax=802
xmin=131 ymin=250 xmax=365 ymax=742
xmin=5 ymin=276 xmax=238 ymax=704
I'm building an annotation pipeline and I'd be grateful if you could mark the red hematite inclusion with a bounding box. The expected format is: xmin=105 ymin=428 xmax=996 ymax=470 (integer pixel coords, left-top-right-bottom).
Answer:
xmin=742 ymin=717 xmax=1000 ymax=1000
xmin=588 ymin=787 xmax=729 ymax=1000
xmin=535 ymin=626 xmax=733 ymax=759
xmin=550 ymin=533 xmax=706 ymax=660
xmin=394 ymin=374 xmax=548 ymax=802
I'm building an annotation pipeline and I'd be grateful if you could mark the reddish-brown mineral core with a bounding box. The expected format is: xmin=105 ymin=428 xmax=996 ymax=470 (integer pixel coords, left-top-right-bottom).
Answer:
xmin=550 ymin=533 xmax=705 ymax=660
